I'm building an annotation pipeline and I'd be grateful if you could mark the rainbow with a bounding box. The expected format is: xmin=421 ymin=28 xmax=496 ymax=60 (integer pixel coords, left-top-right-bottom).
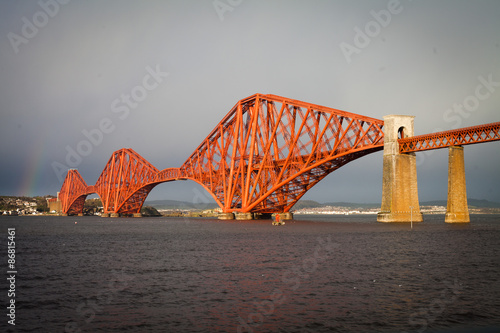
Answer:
xmin=18 ymin=132 xmax=48 ymax=197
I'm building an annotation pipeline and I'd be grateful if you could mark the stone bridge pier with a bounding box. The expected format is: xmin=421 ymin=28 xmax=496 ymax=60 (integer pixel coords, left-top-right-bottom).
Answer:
xmin=378 ymin=115 xmax=424 ymax=223
xmin=445 ymin=146 xmax=470 ymax=223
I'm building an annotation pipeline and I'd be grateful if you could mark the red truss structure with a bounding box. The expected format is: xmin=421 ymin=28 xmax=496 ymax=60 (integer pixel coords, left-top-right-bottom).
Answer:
xmin=59 ymin=169 xmax=88 ymax=215
xmin=59 ymin=94 xmax=385 ymax=215
xmin=181 ymin=94 xmax=385 ymax=213
xmin=398 ymin=122 xmax=500 ymax=153
xmin=92 ymin=149 xmax=160 ymax=214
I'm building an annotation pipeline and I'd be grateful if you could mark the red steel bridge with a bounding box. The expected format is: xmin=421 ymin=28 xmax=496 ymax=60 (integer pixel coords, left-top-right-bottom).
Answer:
xmin=58 ymin=94 xmax=500 ymax=216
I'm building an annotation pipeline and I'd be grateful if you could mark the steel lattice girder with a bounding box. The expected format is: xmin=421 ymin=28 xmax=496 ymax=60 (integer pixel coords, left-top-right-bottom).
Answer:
xmin=180 ymin=94 xmax=385 ymax=213
xmin=59 ymin=169 xmax=88 ymax=215
xmin=59 ymin=94 xmax=386 ymax=215
xmin=59 ymin=156 xmax=183 ymax=215
xmin=398 ymin=122 xmax=500 ymax=153
xmin=93 ymin=148 xmax=159 ymax=214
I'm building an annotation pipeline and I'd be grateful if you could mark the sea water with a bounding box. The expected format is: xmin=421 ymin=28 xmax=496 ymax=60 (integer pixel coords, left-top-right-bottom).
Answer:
xmin=1 ymin=214 xmax=499 ymax=332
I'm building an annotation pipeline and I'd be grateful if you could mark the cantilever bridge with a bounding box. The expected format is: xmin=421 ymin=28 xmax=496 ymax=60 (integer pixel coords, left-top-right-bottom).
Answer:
xmin=58 ymin=93 xmax=500 ymax=220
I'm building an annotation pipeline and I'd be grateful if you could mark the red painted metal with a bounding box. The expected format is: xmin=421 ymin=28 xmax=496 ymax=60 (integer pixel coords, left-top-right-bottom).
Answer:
xmin=92 ymin=148 xmax=160 ymax=214
xmin=59 ymin=169 xmax=88 ymax=215
xmin=59 ymin=93 xmax=387 ymax=215
xmin=398 ymin=122 xmax=500 ymax=153
xmin=180 ymin=94 xmax=385 ymax=213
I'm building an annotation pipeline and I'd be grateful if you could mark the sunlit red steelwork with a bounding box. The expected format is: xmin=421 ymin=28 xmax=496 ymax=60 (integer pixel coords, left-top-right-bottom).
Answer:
xmin=59 ymin=94 xmax=386 ymax=215
xmin=59 ymin=169 xmax=88 ymax=215
xmin=398 ymin=122 xmax=500 ymax=153
xmin=181 ymin=94 xmax=385 ymax=213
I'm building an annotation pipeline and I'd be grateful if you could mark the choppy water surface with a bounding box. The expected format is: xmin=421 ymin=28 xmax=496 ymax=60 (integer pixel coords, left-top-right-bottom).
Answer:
xmin=1 ymin=214 xmax=500 ymax=332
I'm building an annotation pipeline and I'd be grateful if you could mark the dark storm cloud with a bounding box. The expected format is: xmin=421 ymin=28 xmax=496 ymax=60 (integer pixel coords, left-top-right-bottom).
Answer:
xmin=0 ymin=0 xmax=499 ymax=203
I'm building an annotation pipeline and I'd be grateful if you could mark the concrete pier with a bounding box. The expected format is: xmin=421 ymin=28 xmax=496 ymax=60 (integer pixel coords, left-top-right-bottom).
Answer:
xmin=110 ymin=213 xmax=120 ymax=218
xmin=235 ymin=212 xmax=254 ymax=220
xmin=133 ymin=213 xmax=142 ymax=218
xmin=278 ymin=212 xmax=294 ymax=220
xmin=218 ymin=212 xmax=292 ymax=220
xmin=445 ymin=146 xmax=470 ymax=223
xmin=377 ymin=115 xmax=423 ymax=223
xmin=218 ymin=212 xmax=235 ymax=220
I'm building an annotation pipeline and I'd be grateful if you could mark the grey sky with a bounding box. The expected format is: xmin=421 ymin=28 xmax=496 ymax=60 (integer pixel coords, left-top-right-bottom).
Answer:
xmin=1 ymin=0 xmax=499 ymax=204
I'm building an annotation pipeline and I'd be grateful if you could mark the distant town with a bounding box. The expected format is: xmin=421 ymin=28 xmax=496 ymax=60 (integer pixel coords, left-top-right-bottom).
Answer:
xmin=0 ymin=196 xmax=52 ymax=216
xmin=294 ymin=204 xmax=500 ymax=215
xmin=1 ymin=196 xmax=499 ymax=217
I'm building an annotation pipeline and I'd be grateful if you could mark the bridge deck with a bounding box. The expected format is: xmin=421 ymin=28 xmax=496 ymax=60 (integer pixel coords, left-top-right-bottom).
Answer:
xmin=398 ymin=122 xmax=500 ymax=153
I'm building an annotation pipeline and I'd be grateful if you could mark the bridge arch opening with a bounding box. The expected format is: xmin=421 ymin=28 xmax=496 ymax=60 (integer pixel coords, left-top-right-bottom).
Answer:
xmin=144 ymin=179 xmax=218 ymax=211
xmin=398 ymin=126 xmax=407 ymax=139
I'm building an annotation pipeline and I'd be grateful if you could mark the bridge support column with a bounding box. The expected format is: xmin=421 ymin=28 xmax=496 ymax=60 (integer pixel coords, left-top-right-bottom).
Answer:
xmin=218 ymin=212 xmax=235 ymax=220
xmin=378 ymin=115 xmax=423 ymax=223
xmin=445 ymin=146 xmax=470 ymax=223
xmin=279 ymin=212 xmax=294 ymax=220
xmin=110 ymin=213 xmax=120 ymax=218
xmin=235 ymin=212 xmax=254 ymax=220
xmin=101 ymin=213 xmax=110 ymax=218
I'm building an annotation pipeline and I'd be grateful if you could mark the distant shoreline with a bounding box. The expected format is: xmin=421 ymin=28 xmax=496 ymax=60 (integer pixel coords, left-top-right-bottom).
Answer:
xmin=2 ymin=195 xmax=500 ymax=217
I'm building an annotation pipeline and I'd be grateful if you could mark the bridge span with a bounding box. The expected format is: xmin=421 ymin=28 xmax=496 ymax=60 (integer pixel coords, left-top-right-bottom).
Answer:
xmin=378 ymin=116 xmax=499 ymax=223
xmin=55 ymin=94 xmax=499 ymax=222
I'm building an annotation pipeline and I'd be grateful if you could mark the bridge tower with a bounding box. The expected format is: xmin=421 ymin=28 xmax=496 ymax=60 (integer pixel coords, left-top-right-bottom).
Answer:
xmin=377 ymin=115 xmax=423 ymax=223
